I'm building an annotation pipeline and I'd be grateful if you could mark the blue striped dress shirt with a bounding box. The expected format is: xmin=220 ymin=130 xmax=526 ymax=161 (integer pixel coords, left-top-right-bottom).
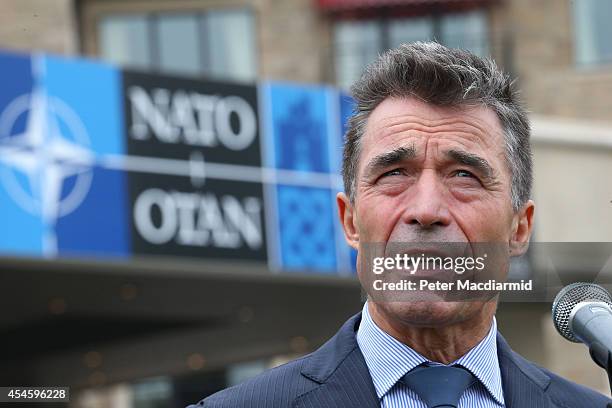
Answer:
xmin=356 ymin=302 xmax=505 ymax=408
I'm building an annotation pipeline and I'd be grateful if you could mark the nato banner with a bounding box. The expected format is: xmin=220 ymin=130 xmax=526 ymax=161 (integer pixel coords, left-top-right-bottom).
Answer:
xmin=0 ymin=50 xmax=355 ymax=275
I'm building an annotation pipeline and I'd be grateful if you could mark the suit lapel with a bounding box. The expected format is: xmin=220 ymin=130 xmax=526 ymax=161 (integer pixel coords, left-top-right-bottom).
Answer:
xmin=497 ymin=333 xmax=553 ymax=408
xmin=295 ymin=313 xmax=379 ymax=408
xmin=296 ymin=314 xmax=558 ymax=408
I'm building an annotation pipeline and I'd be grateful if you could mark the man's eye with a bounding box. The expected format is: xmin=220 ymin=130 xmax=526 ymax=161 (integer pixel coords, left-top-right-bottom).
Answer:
xmin=454 ymin=170 xmax=476 ymax=178
xmin=381 ymin=169 xmax=402 ymax=178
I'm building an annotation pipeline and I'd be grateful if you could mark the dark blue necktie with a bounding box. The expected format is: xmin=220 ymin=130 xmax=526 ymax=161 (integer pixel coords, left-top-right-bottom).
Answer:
xmin=402 ymin=364 xmax=476 ymax=408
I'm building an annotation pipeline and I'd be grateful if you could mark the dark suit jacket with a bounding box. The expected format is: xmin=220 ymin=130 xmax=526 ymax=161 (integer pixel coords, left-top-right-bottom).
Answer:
xmin=188 ymin=313 xmax=612 ymax=407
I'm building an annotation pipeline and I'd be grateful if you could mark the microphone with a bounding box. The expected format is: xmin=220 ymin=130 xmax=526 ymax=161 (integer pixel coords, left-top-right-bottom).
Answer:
xmin=552 ymin=282 xmax=612 ymax=393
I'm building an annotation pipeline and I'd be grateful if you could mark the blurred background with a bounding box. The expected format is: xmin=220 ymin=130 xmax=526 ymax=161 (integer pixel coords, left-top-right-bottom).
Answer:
xmin=0 ymin=0 xmax=611 ymax=407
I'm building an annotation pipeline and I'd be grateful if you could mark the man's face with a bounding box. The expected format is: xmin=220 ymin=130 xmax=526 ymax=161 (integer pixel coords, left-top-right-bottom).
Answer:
xmin=337 ymin=96 xmax=534 ymax=327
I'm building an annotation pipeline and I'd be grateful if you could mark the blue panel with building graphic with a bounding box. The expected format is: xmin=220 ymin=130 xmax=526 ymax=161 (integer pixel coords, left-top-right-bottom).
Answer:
xmin=262 ymin=83 xmax=339 ymax=273
xmin=267 ymin=82 xmax=331 ymax=173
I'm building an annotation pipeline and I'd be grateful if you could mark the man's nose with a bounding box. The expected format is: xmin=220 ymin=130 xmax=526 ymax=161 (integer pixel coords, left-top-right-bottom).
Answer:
xmin=402 ymin=171 xmax=451 ymax=228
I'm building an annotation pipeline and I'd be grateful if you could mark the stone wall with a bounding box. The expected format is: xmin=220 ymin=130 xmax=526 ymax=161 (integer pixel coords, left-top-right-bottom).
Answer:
xmin=0 ymin=0 xmax=76 ymax=55
xmin=494 ymin=0 xmax=612 ymax=122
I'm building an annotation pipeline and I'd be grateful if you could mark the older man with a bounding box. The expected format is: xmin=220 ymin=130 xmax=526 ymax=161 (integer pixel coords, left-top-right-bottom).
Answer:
xmin=188 ymin=43 xmax=612 ymax=407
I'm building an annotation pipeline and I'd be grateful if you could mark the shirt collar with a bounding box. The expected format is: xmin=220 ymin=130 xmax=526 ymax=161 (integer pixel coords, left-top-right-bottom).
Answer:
xmin=356 ymin=302 xmax=504 ymax=405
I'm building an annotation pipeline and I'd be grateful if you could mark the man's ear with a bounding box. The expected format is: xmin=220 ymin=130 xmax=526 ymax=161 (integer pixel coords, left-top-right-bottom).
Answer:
xmin=509 ymin=199 xmax=535 ymax=256
xmin=337 ymin=192 xmax=359 ymax=250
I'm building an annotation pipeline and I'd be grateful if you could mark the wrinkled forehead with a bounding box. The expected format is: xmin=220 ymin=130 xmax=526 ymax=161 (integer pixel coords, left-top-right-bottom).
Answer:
xmin=360 ymin=97 xmax=507 ymax=163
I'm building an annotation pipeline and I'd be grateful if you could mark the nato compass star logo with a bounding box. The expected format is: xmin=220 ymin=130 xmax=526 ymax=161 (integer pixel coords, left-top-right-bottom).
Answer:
xmin=0 ymin=87 xmax=95 ymax=254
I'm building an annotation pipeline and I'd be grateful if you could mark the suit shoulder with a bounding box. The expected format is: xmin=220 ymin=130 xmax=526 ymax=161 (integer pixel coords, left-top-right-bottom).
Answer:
xmin=540 ymin=366 xmax=612 ymax=407
xmin=187 ymin=354 xmax=318 ymax=408
xmin=498 ymin=334 xmax=611 ymax=407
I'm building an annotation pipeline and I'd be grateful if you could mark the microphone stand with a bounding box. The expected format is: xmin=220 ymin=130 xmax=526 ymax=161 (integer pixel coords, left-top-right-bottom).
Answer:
xmin=588 ymin=342 xmax=612 ymax=395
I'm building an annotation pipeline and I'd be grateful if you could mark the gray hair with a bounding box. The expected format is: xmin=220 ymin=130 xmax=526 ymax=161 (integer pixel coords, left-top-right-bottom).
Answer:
xmin=342 ymin=42 xmax=532 ymax=211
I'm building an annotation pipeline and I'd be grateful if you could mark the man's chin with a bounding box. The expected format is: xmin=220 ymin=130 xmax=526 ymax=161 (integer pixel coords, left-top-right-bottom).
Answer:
xmin=372 ymin=299 xmax=477 ymax=328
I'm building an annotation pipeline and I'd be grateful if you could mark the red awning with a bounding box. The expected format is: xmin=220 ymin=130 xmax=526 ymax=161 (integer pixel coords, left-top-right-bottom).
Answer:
xmin=317 ymin=0 xmax=494 ymax=12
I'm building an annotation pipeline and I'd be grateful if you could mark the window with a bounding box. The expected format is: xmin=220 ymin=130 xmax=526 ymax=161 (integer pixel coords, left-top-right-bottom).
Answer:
xmin=334 ymin=21 xmax=382 ymax=90
xmin=573 ymin=0 xmax=612 ymax=66
xmin=440 ymin=12 xmax=488 ymax=57
xmin=98 ymin=10 xmax=257 ymax=82
xmin=333 ymin=11 xmax=489 ymax=89
xmin=100 ymin=15 xmax=151 ymax=70
xmin=157 ymin=15 xmax=201 ymax=76
xmin=389 ymin=17 xmax=433 ymax=49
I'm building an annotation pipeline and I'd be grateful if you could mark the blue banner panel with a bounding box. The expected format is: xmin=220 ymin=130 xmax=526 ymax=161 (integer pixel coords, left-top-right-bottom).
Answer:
xmin=40 ymin=56 xmax=130 ymax=257
xmin=42 ymin=56 xmax=125 ymax=156
xmin=276 ymin=185 xmax=337 ymax=273
xmin=55 ymin=166 xmax=130 ymax=258
xmin=267 ymin=83 xmax=331 ymax=173
xmin=261 ymin=83 xmax=353 ymax=274
xmin=0 ymin=52 xmax=45 ymax=255
xmin=0 ymin=50 xmax=357 ymax=272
